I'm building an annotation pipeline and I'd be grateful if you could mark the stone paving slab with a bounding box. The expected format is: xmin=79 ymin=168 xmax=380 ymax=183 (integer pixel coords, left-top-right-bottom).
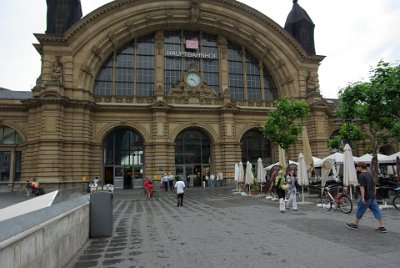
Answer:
xmin=62 ymin=188 xmax=400 ymax=268
xmin=13 ymin=188 xmax=399 ymax=268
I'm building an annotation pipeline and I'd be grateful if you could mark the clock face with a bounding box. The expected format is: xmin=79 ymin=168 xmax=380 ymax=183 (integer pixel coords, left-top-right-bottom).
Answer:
xmin=185 ymin=72 xmax=201 ymax=87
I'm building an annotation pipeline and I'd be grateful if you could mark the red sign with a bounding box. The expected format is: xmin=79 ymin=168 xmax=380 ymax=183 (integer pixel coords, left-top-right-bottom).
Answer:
xmin=185 ymin=40 xmax=198 ymax=50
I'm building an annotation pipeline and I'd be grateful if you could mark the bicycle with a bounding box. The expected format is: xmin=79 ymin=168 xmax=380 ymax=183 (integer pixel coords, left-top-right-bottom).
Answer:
xmin=392 ymin=186 xmax=400 ymax=210
xmin=320 ymin=185 xmax=353 ymax=214
xmin=141 ymin=188 xmax=158 ymax=201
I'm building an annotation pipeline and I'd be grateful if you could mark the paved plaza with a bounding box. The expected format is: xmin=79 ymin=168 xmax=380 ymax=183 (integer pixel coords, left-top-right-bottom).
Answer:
xmin=57 ymin=188 xmax=400 ymax=268
xmin=1 ymin=188 xmax=399 ymax=268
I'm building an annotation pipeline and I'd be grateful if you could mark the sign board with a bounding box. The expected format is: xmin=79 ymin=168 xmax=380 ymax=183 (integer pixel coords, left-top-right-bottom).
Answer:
xmin=186 ymin=40 xmax=199 ymax=49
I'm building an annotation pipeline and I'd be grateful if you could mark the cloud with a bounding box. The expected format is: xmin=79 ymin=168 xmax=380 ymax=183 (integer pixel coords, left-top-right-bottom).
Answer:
xmin=0 ymin=0 xmax=399 ymax=99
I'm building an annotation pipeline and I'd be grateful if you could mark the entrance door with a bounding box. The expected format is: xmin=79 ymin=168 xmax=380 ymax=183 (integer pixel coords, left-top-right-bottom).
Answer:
xmin=114 ymin=166 xmax=124 ymax=189
xmin=103 ymin=128 xmax=144 ymax=190
xmin=174 ymin=129 xmax=212 ymax=187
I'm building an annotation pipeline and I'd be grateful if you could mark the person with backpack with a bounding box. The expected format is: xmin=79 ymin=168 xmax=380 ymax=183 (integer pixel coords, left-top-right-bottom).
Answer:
xmin=275 ymin=170 xmax=289 ymax=213
xmin=286 ymin=170 xmax=299 ymax=211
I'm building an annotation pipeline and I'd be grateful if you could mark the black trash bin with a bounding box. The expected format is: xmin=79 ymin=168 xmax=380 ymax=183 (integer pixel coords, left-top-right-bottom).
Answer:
xmin=90 ymin=192 xmax=113 ymax=237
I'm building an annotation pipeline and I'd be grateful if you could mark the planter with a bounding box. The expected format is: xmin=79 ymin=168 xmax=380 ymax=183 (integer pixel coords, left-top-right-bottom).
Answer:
xmin=250 ymin=190 xmax=259 ymax=195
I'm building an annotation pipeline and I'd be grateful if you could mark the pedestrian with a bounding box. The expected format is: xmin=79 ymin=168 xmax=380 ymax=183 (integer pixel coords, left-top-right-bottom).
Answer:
xmin=275 ymin=170 xmax=289 ymax=213
xmin=146 ymin=179 xmax=154 ymax=199
xmin=347 ymin=162 xmax=387 ymax=232
xmin=266 ymin=169 xmax=277 ymax=200
xmin=25 ymin=180 xmax=32 ymax=196
xmin=143 ymin=176 xmax=150 ymax=194
xmin=162 ymin=173 xmax=169 ymax=191
xmin=210 ymin=173 xmax=215 ymax=188
xmin=168 ymin=172 xmax=175 ymax=191
xmin=286 ymin=170 xmax=298 ymax=211
xmin=174 ymin=177 xmax=185 ymax=207
xmin=93 ymin=177 xmax=99 ymax=188
xmin=186 ymin=175 xmax=190 ymax=188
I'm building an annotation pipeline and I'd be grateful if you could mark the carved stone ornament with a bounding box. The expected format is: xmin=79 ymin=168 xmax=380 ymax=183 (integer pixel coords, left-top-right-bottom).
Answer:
xmin=306 ymin=70 xmax=318 ymax=93
xmin=125 ymin=20 xmax=136 ymax=37
xmin=50 ymin=56 xmax=63 ymax=84
xmin=167 ymin=62 xmax=217 ymax=99
xmin=81 ymin=64 xmax=94 ymax=76
xmin=190 ymin=0 xmax=201 ymax=23
xmin=91 ymin=45 xmax=103 ymax=60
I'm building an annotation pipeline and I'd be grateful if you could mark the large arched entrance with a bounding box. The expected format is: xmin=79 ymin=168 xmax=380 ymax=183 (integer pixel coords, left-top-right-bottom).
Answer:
xmin=241 ymin=129 xmax=272 ymax=172
xmin=0 ymin=126 xmax=23 ymax=188
xmin=103 ymin=128 xmax=144 ymax=189
xmin=175 ymin=129 xmax=212 ymax=186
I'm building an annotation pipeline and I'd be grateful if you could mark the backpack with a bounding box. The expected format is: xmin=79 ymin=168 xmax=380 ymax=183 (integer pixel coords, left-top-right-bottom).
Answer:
xmin=275 ymin=175 xmax=289 ymax=190
xmin=275 ymin=175 xmax=283 ymax=188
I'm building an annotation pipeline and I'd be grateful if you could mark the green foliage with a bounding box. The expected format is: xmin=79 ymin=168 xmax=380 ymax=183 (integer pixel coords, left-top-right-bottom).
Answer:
xmin=251 ymin=183 xmax=260 ymax=190
xmin=331 ymin=60 xmax=400 ymax=155
xmin=327 ymin=123 xmax=365 ymax=151
xmin=261 ymin=97 xmax=310 ymax=150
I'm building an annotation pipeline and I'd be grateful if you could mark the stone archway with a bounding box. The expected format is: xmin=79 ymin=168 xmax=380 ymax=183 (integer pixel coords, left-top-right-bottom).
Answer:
xmin=174 ymin=128 xmax=212 ymax=187
xmin=103 ymin=127 xmax=145 ymax=189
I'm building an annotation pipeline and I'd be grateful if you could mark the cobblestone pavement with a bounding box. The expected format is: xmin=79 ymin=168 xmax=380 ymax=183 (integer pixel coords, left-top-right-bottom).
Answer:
xmin=60 ymin=187 xmax=400 ymax=268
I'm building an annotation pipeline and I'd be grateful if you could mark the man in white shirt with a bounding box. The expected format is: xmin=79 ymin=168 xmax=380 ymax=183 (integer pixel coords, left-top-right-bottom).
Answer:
xmin=174 ymin=177 xmax=186 ymax=207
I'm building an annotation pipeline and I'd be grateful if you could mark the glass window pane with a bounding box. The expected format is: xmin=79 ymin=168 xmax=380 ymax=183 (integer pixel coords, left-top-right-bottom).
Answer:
xmin=3 ymin=127 xmax=15 ymax=145
xmin=241 ymin=129 xmax=272 ymax=169
xmin=14 ymin=151 xmax=21 ymax=181
xmin=264 ymin=67 xmax=277 ymax=101
xmin=0 ymin=152 xmax=11 ymax=181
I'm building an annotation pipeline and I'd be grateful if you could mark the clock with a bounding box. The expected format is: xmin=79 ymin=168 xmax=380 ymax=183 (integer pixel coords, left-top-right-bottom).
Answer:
xmin=185 ymin=71 xmax=201 ymax=87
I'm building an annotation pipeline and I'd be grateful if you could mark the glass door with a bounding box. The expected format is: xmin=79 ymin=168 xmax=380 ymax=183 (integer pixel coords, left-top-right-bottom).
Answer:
xmin=114 ymin=166 xmax=124 ymax=189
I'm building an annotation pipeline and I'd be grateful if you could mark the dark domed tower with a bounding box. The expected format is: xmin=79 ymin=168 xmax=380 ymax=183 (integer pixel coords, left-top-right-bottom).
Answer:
xmin=284 ymin=0 xmax=316 ymax=55
xmin=46 ymin=0 xmax=83 ymax=35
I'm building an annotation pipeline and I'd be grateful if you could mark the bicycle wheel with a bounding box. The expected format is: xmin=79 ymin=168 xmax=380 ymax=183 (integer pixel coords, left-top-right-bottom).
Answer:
xmin=141 ymin=190 xmax=148 ymax=201
xmin=393 ymin=195 xmax=400 ymax=210
xmin=152 ymin=191 xmax=158 ymax=200
xmin=338 ymin=195 xmax=353 ymax=214
xmin=321 ymin=196 xmax=332 ymax=211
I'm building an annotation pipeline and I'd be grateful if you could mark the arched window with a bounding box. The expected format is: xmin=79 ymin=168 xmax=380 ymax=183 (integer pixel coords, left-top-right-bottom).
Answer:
xmin=228 ymin=43 xmax=277 ymax=101
xmin=241 ymin=129 xmax=272 ymax=168
xmin=103 ymin=128 xmax=144 ymax=189
xmin=164 ymin=31 xmax=220 ymax=94
xmin=175 ymin=129 xmax=211 ymax=183
xmin=93 ymin=31 xmax=277 ymax=101
xmin=0 ymin=126 xmax=23 ymax=145
xmin=94 ymin=35 xmax=155 ymax=96
xmin=0 ymin=126 xmax=23 ymax=182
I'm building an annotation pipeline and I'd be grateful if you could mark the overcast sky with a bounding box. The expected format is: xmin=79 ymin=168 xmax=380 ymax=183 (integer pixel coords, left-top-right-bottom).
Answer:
xmin=0 ymin=0 xmax=399 ymax=99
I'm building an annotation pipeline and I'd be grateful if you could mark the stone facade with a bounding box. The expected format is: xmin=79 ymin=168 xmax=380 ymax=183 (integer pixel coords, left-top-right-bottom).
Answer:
xmin=1 ymin=0 xmax=357 ymax=190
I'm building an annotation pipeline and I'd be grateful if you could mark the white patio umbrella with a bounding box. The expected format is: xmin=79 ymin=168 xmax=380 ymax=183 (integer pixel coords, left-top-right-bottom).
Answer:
xmin=380 ymin=152 xmax=400 ymax=164
xmin=278 ymin=146 xmax=287 ymax=174
xmin=297 ymin=153 xmax=309 ymax=203
xmin=343 ymin=144 xmax=358 ymax=199
xmin=265 ymin=160 xmax=297 ymax=171
xmin=256 ymin=158 xmax=266 ymax=194
xmin=234 ymin=163 xmax=239 ymax=191
xmin=302 ymin=126 xmax=314 ymax=173
xmin=320 ymin=159 xmax=336 ymax=196
xmin=356 ymin=153 xmax=387 ymax=163
xmin=238 ymin=161 xmax=244 ymax=192
xmin=245 ymin=161 xmax=255 ymax=194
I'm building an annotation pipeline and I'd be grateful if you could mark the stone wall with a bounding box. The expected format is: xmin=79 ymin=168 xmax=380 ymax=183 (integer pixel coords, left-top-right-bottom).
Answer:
xmin=0 ymin=196 xmax=90 ymax=268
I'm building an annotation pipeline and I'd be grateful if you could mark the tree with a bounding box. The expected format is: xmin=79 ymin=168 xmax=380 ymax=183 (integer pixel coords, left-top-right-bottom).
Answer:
xmin=261 ymin=97 xmax=310 ymax=152
xmin=330 ymin=60 xmax=400 ymax=155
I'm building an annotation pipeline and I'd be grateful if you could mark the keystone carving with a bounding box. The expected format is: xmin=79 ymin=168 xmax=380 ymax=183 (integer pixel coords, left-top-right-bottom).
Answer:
xmin=81 ymin=64 xmax=94 ymax=76
xmin=125 ymin=20 xmax=136 ymax=37
xmin=91 ymin=45 xmax=103 ymax=60
xmin=190 ymin=0 xmax=201 ymax=23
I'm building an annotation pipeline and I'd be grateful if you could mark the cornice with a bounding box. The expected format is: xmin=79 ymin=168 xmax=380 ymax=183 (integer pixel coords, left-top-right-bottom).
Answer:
xmin=34 ymin=0 xmax=322 ymax=61
xmin=0 ymin=104 xmax=28 ymax=112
